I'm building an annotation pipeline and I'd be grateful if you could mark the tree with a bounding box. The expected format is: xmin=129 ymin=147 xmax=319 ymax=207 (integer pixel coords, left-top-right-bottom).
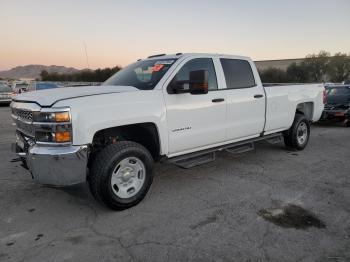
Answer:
xmin=327 ymin=52 xmax=350 ymax=82
xmin=303 ymin=51 xmax=330 ymax=82
xmin=286 ymin=62 xmax=309 ymax=83
xmin=259 ymin=67 xmax=289 ymax=83
xmin=40 ymin=66 xmax=122 ymax=82
xmin=40 ymin=70 xmax=49 ymax=81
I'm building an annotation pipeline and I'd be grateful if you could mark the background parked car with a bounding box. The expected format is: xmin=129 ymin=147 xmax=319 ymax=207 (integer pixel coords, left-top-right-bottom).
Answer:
xmin=321 ymin=85 xmax=350 ymax=126
xmin=27 ymin=82 xmax=62 ymax=92
xmin=13 ymin=82 xmax=29 ymax=94
xmin=0 ymin=82 xmax=14 ymax=105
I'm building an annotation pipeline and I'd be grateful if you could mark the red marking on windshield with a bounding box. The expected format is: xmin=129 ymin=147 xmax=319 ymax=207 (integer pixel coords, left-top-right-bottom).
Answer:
xmin=152 ymin=64 xmax=164 ymax=72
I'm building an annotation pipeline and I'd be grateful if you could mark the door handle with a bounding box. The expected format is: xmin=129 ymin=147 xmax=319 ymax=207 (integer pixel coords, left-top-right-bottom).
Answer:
xmin=212 ymin=98 xmax=225 ymax=103
xmin=254 ymin=94 xmax=264 ymax=99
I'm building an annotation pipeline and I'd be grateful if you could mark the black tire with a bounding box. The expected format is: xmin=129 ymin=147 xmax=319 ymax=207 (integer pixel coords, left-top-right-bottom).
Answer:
xmin=89 ymin=141 xmax=154 ymax=210
xmin=283 ymin=114 xmax=310 ymax=150
xmin=346 ymin=121 xmax=350 ymax=127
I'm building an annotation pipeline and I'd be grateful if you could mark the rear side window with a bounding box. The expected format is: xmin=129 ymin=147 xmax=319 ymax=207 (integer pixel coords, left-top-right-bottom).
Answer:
xmin=220 ymin=59 xmax=256 ymax=89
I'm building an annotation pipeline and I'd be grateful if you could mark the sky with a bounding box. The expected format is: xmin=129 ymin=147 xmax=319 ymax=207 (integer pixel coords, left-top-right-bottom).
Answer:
xmin=0 ymin=0 xmax=349 ymax=71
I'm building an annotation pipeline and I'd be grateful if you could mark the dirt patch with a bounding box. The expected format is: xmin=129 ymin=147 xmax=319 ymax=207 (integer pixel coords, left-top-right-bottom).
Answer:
xmin=258 ymin=204 xmax=326 ymax=229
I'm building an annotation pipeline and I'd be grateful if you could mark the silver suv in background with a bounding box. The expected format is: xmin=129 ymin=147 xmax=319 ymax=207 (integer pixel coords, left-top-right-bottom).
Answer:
xmin=0 ymin=83 xmax=13 ymax=105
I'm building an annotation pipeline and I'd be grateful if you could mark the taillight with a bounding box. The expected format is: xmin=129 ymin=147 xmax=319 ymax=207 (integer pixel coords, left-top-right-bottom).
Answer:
xmin=323 ymin=89 xmax=327 ymax=104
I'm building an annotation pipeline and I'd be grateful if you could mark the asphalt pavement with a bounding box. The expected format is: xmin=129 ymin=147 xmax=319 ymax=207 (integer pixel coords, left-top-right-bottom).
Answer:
xmin=0 ymin=105 xmax=349 ymax=262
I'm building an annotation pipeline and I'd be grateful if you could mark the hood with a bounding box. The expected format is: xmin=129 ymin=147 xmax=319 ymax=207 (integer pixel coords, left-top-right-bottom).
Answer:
xmin=13 ymin=85 xmax=139 ymax=107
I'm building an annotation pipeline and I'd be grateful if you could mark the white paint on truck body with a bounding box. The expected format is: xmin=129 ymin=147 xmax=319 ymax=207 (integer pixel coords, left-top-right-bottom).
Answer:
xmin=14 ymin=53 xmax=325 ymax=158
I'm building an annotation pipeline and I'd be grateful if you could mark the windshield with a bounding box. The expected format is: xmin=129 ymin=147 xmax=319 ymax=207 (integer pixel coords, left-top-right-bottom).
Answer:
xmin=36 ymin=83 xmax=59 ymax=90
xmin=0 ymin=84 xmax=12 ymax=92
xmin=102 ymin=59 xmax=177 ymax=90
xmin=326 ymin=86 xmax=350 ymax=104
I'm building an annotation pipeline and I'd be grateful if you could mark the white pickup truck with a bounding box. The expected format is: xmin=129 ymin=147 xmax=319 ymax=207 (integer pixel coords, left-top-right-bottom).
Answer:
xmin=11 ymin=53 xmax=325 ymax=210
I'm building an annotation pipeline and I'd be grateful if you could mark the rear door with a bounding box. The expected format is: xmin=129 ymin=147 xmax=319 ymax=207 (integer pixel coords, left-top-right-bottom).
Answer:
xmin=219 ymin=58 xmax=265 ymax=140
xmin=163 ymin=57 xmax=227 ymax=155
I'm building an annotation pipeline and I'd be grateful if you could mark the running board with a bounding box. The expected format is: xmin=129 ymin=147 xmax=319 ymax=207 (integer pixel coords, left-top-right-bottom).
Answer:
xmin=167 ymin=133 xmax=282 ymax=169
xmin=226 ymin=142 xmax=254 ymax=154
xmin=170 ymin=152 xmax=216 ymax=169
xmin=265 ymin=135 xmax=283 ymax=144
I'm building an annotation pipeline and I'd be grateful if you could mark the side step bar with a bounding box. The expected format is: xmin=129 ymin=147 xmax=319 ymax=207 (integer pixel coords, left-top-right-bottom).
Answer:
xmin=226 ymin=142 xmax=254 ymax=154
xmin=167 ymin=133 xmax=282 ymax=169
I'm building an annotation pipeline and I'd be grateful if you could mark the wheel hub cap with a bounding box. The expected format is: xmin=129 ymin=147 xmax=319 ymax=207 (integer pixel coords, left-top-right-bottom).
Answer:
xmin=297 ymin=122 xmax=308 ymax=145
xmin=110 ymin=157 xmax=146 ymax=199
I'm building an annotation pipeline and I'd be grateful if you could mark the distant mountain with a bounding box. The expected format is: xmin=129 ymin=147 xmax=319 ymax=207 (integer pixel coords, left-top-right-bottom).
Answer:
xmin=0 ymin=65 xmax=80 ymax=79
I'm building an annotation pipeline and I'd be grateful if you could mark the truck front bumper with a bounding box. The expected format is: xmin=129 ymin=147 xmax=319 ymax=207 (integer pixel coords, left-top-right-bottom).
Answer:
xmin=13 ymin=143 xmax=88 ymax=187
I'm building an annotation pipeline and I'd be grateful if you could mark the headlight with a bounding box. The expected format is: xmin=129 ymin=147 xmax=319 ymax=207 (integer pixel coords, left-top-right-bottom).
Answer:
xmin=33 ymin=111 xmax=70 ymax=123
xmin=33 ymin=108 xmax=72 ymax=144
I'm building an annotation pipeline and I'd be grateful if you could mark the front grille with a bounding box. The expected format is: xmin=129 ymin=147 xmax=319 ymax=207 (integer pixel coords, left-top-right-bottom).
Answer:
xmin=12 ymin=108 xmax=35 ymax=137
xmin=12 ymin=108 xmax=33 ymax=122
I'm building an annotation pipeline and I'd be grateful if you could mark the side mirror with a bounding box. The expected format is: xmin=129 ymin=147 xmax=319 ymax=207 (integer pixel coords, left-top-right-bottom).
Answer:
xmin=189 ymin=70 xmax=208 ymax=95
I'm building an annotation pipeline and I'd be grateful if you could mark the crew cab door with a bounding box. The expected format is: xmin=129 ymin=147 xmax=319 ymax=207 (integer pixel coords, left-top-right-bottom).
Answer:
xmin=163 ymin=57 xmax=226 ymax=155
xmin=219 ymin=58 xmax=265 ymax=140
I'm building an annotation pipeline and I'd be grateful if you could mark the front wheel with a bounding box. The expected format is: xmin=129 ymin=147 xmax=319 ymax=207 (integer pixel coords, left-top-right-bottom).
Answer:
xmin=89 ymin=141 xmax=154 ymax=210
xmin=283 ymin=114 xmax=310 ymax=150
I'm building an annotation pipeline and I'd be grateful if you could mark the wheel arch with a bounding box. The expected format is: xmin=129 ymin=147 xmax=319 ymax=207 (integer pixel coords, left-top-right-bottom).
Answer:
xmin=296 ymin=102 xmax=314 ymax=121
xmin=91 ymin=122 xmax=161 ymax=161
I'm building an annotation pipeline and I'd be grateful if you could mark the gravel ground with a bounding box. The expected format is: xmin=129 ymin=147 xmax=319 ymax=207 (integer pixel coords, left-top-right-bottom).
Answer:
xmin=0 ymin=105 xmax=349 ymax=262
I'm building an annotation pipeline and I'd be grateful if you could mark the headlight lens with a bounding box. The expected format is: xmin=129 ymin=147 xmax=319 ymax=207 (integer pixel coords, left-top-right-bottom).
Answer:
xmin=55 ymin=112 xmax=70 ymax=122
xmin=33 ymin=111 xmax=70 ymax=123
xmin=33 ymin=108 xmax=72 ymax=144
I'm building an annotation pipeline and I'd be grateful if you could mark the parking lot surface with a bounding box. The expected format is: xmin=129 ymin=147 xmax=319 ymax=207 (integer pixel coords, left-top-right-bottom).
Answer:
xmin=0 ymin=105 xmax=349 ymax=262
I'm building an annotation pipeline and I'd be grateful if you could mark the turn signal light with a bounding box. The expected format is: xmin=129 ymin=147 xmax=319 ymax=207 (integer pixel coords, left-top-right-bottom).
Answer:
xmin=55 ymin=131 xmax=71 ymax=142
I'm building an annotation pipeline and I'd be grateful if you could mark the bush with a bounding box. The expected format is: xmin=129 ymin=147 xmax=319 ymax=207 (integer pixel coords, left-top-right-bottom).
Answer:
xmin=260 ymin=51 xmax=350 ymax=83
xmin=40 ymin=66 xmax=122 ymax=82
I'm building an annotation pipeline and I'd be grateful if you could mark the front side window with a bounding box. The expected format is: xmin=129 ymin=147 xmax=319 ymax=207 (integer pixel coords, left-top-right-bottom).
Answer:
xmin=170 ymin=58 xmax=218 ymax=92
xmin=220 ymin=59 xmax=256 ymax=89
xmin=103 ymin=59 xmax=177 ymax=90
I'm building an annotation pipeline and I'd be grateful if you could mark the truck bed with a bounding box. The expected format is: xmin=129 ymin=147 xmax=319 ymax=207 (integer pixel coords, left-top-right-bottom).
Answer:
xmin=263 ymin=83 xmax=324 ymax=134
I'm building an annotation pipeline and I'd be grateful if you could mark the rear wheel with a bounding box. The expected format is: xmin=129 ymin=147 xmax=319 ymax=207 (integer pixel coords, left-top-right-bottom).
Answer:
xmin=283 ymin=114 xmax=310 ymax=150
xmin=89 ymin=141 xmax=154 ymax=210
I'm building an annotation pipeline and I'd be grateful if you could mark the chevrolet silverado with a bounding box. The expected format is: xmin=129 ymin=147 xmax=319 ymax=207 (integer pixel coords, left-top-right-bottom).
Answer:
xmin=11 ymin=53 xmax=325 ymax=210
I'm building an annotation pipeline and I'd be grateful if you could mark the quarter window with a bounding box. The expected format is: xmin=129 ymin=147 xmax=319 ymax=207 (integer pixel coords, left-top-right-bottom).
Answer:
xmin=170 ymin=58 xmax=218 ymax=92
xmin=220 ymin=59 xmax=256 ymax=89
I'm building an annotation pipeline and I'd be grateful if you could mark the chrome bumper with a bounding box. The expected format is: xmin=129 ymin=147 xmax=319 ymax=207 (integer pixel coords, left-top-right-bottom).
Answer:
xmin=13 ymin=143 xmax=88 ymax=186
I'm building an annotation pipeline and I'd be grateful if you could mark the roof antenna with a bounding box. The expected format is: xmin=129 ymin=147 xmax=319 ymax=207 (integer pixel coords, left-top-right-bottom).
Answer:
xmin=83 ymin=42 xmax=90 ymax=69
